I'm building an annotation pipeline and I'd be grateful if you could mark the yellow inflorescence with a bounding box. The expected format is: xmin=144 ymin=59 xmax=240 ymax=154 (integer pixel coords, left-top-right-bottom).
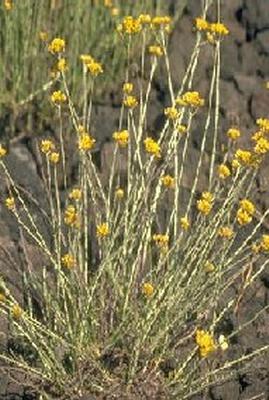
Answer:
xmin=64 ymin=205 xmax=80 ymax=227
xmin=61 ymin=253 xmax=76 ymax=269
xmin=144 ymin=137 xmax=161 ymax=158
xmin=195 ymin=17 xmax=209 ymax=31
xmin=51 ymin=90 xmax=67 ymax=105
xmin=49 ymin=152 xmax=60 ymax=164
xmin=237 ymin=199 xmax=255 ymax=225
xmin=161 ymin=175 xmax=175 ymax=189
xmin=120 ymin=16 xmax=142 ymax=34
xmin=180 ymin=216 xmax=190 ymax=230
xmin=115 ymin=188 xmax=124 ymax=199
xmin=138 ymin=14 xmax=152 ymax=25
xmin=151 ymin=16 xmax=171 ymax=28
xmin=256 ymin=118 xmax=269 ymax=132
xmin=218 ymin=226 xmax=234 ymax=239
xmin=0 ymin=144 xmax=7 ymax=157
xmin=235 ymin=149 xmax=253 ymax=166
xmin=254 ymin=137 xmax=269 ymax=154
xmin=141 ymin=282 xmax=154 ymax=297
xmin=123 ymin=95 xmax=138 ymax=109
xmin=57 ymin=58 xmax=68 ymax=73
xmin=69 ymin=188 xmax=82 ymax=201
xmin=217 ymin=164 xmax=231 ymax=179
xmin=152 ymin=234 xmax=169 ymax=249
xmin=176 ymin=91 xmax=204 ymax=108
xmin=48 ymin=37 xmax=65 ymax=54
xmin=164 ymin=107 xmax=180 ymax=120
xmin=96 ymin=223 xmax=110 ymax=238
xmin=4 ymin=0 xmax=13 ymax=10
xmin=12 ymin=304 xmax=23 ymax=319
xmin=195 ymin=329 xmax=216 ymax=357
xmin=40 ymin=140 xmax=55 ymax=154
xmin=78 ymin=134 xmax=96 ymax=151
xmin=113 ymin=130 xmax=129 ymax=147
xmin=197 ymin=191 xmax=214 ymax=215
xmin=5 ymin=197 xmax=15 ymax=210
xmin=195 ymin=17 xmax=229 ymax=37
xmin=227 ymin=127 xmax=241 ymax=140
xmin=260 ymin=235 xmax=269 ymax=252
xmin=148 ymin=45 xmax=164 ymax=57
xmin=123 ymin=82 xmax=133 ymax=94
xmin=177 ymin=124 xmax=187 ymax=135
xmin=204 ymin=261 xmax=215 ymax=273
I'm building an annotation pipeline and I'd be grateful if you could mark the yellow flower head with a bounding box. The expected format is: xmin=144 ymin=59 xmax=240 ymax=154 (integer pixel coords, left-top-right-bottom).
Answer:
xmin=260 ymin=235 xmax=269 ymax=252
xmin=64 ymin=205 xmax=80 ymax=227
xmin=51 ymin=90 xmax=67 ymax=105
xmin=235 ymin=149 xmax=252 ymax=166
xmin=218 ymin=226 xmax=234 ymax=239
xmin=161 ymin=175 xmax=175 ymax=189
xmin=78 ymin=134 xmax=96 ymax=151
xmin=195 ymin=17 xmax=209 ymax=31
xmin=180 ymin=216 xmax=190 ymax=230
xmin=138 ymin=14 xmax=151 ymax=25
xmin=227 ymin=127 xmax=241 ymax=140
xmin=86 ymin=60 xmax=103 ymax=76
xmin=123 ymin=82 xmax=133 ymax=94
xmin=61 ymin=253 xmax=76 ymax=269
xmin=48 ymin=37 xmax=65 ymax=54
xmin=254 ymin=137 xmax=269 ymax=154
xmin=144 ymin=137 xmax=161 ymax=158
xmin=209 ymin=22 xmax=229 ymax=36
xmin=236 ymin=208 xmax=252 ymax=225
xmin=197 ymin=192 xmax=214 ymax=215
xmin=40 ymin=140 xmax=55 ymax=154
xmin=5 ymin=197 xmax=15 ymax=210
xmin=164 ymin=107 xmax=180 ymax=120
xmin=112 ymin=130 xmax=129 ymax=147
xmin=177 ymin=124 xmax=187 ymax=135
xmin=121 ymin=16 xmax=142 ymax=34
xmin=123 ymin=95 xmax=138 ymax=108
xmin=204 ymin=261 xmax=215 ymax=273
xmin=80 ymin=54 xmax=94 ymax=64
xmin=39 ymin=31 xmax=48 ymax=42
xmin=4 ymin=0 xmax=13 ymax=10
xmin=256 ymin=118 xmax=269 ymax=132
xmin=195 ymin=329 xmax=216 ymax=357
xmin=0 ymin=144 xmax=7 ymax=157
xmin=115 ymin=187 xmax=124 ymax=199
xmin=110 ymin=7 xmax=120 ymax=17
xmin=152 ymin=234 xmax=169 ymax=248
xmin=176 ymin=91 xmax=204 ymax=108
xmin=69 ymin=188 xmax=82 ymax=201
xmin=56 ymin=58 xmax=68 ymax=72
xmin=217 ymin=164 xmax=231 ymax=179
xmin=141 ymin=282 xmax=154 ymax=297
xmin=148 ymin=45 xmax=164 ymax=57
xmin=12 ymin=304 xmax=23 ymax=319
xmin=240 ymin=199 xmax=255 ymax=215
xmin=151 ymin=16 xmax=171 ymax=28
xmin=96 ymin=223 xmax=110 ymax=238
xmin=49 ymin=152 xmax=60 ymax=164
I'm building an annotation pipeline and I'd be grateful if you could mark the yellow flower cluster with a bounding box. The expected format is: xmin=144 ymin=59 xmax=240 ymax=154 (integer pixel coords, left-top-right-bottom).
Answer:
xmin=218 ymin=226 xmax=234 ymax=239
xmin=152 ymin=234 xmax=169 ymax=248
xmin=204 ymin=261 xmax=215 ymax=273
xmin=235 ymin=149 xmax=253 ymax=166
xmin=5 ymin=197 xmax=15 ymax=210
xmin=197 ymin=191 xmax=214 ymax=215
xmin=138 ymin=14 xmax=152 ymax=25
xmin=61 ymin=253 xmax=76 ymax=269
xmin=49 ymin=152 xmax=60 ymax=164
xmin=39 ymin=31 xmax=48 ymax=42
xmin=0 ymin=144 xmax=7 ymax=157
xmin=148 ymin=45 xmax=164 ymax=57
xmin=69 ymin=188 xmax=82 ymax=201
xmin=236 ymin=199 xmax=255 ymax=225
xmin=123 ymin=82 xmax=133 ymax=94
xmin=40 ymin=139 xmax=55 ymax=154
xmin=123 ymin=95 xmax=138 ymax=108
xmin=256 ymin=118 xmax=269 ymax=132
xmin=78 ymin=133 xmax=96 ymax=151
xmin=195 ymin=329 xmax=216 ymax=357
xmin=64 ymin=205 xmax=80 ymax=228
xmin=144 ymin=137 xmax=161 ymax=158
xmin=254 ymin=137 xmax=269 ymax=154
xmin=119 ymin=16 xmax=142 ymax=34
xmin=180 ymin=216 xmax=190 ymax=230
xmin=177 ymin=124 xmax=187 ymax=135
xmin=141 ymin=282 xmax=154 ymax=297
xmin=217 ymin=164 xmax=231 ymax=179
xmin=56 ymin=58 xmax=68 ymax=73
xmin=4 ymin=0 xmax=13 ymax=10
xmin=151 ymin=16 xmax=171 ymax=27
xmin=112 ymin=130 xmax=129 ymax=147
xmin=80 ymin=54 xmax=103 ymax=76
xmin=176 ymin=91 xmax=204 ymax=108
xmin=51 ymin=90 xmax=67 ymax=105
xmin=12 ymin=304 xmax=23 ymax=319
xmin=96 ymin=223 xmax=110 ymax=238
xmin=115 ymin=187 xmax=124 ymax=199
xmin=161 ymin=175 xmax=175 ymax=189
xmin=164 ymin=107 xmax=180 ymax=120
xmin=260 ymin=235 xmax=269 ymax=252
xmin=195 ymin=17 xmax=229 ymax=36
xmin=48 ymin=37 xmax=65 ymax=54
xmin=227 ymin=127 xmax=241 ymax=140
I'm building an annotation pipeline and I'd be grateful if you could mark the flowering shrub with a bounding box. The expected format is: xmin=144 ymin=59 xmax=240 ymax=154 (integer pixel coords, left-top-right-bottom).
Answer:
xmin=0 ymin=1 xmax=268 ymax=399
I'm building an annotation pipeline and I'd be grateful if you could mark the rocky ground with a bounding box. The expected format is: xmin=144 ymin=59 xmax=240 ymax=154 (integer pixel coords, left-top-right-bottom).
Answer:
xmin=0 ymin=0 xmax=268 ymax=398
